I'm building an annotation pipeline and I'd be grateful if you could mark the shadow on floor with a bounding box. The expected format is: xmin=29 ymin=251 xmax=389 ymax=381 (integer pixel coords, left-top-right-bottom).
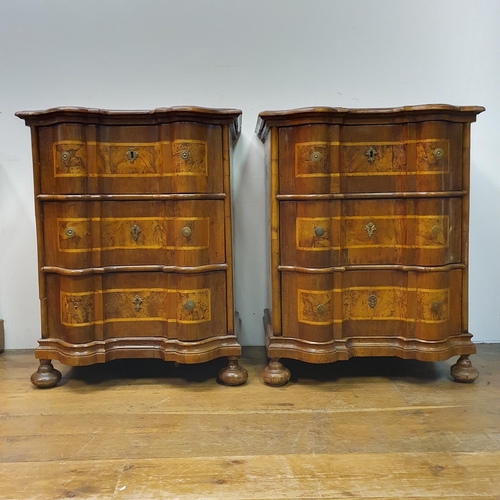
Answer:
xmin=282 ymin=355 xmax=446 ymax=385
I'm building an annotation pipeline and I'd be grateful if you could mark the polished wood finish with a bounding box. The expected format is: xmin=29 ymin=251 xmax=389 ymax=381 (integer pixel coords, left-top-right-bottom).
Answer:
xmin=17 ymin=106 xmax=247 ymax=386
xmin=450 ymin=354 xmax=479 ymax=382
xmin=29 ymin=359 xmax=61 ymax=388
xmin=1 ymin=346 xmax=500 ymax=498
xmin=257 ymin=105 xmax=484 ymax=385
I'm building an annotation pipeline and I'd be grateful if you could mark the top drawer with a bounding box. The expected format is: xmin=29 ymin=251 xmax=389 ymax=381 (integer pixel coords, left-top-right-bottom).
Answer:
xmin=38 ymin=122 xmax=223 ymax=194
xmin=278 ymin=121 xmax=463 ymax=194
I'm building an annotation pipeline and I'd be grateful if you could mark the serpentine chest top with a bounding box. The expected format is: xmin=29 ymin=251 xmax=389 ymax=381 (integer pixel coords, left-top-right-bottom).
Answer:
xmin=256 ymin=104 xmax=484 ymax=386
xmin=17 ymin=106 xmax=247 ymax=387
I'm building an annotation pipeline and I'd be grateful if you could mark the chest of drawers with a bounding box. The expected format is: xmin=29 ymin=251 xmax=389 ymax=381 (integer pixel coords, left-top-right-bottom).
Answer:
xmin=17 ymin=106 xmax=247 ymax=387
xmin=256 ymin=104 xmax=484 ymax=386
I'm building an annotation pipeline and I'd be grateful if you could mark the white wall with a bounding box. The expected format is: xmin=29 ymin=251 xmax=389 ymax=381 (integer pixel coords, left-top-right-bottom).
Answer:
xmin=1 ymin=0 xmax=499 ymax=349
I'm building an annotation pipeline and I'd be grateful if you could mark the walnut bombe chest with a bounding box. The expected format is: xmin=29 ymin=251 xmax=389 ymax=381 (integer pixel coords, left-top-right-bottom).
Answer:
xmin=17 ymin=106 xmax=247 ymax=387
xmin=256 ymin=105 xmax=484 ymax=386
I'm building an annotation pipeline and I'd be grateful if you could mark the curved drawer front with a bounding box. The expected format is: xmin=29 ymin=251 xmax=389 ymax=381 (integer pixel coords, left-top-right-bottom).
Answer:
xmin=278 ymin=122 xmax=462 ymax=194
xmin=44 ymin=200 xmax=225 ymax=268
xmin=281 ymin=270 xmax=462 ymax=343
xmin=45 ymin=272 xmax=227 ymax=343
xmin=280 ymin=198 xmax=461 ymax=267
xmin=39 ymin=122 xmax=223 ymax=194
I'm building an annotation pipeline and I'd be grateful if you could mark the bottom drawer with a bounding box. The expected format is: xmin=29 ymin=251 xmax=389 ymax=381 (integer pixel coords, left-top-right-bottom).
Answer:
xmin=44 ymin=271 xmax=227 ymax=343
xmin=281 ymin=269 xmax=462 ymax=343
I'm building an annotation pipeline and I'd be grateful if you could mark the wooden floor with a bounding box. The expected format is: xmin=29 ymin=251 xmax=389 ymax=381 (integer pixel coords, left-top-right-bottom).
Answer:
xmin=1 ymin=346 xmax=500 ymax=499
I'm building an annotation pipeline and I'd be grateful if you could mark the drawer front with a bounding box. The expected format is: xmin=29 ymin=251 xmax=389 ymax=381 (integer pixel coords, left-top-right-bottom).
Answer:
xmin=45 ymin=272 xmax=227 ymax=343
xmin=281 ymin=270 xmax=462 ymax=342
xmin=278 ymin=122 xmax=462 ymax=194
xmin=38 ymin=122 xmax=223 ymax=194
xmin=280 ymin=198 xmax=461 ymax=267
xmin=43 ymin=200 xmax=225 ymax=268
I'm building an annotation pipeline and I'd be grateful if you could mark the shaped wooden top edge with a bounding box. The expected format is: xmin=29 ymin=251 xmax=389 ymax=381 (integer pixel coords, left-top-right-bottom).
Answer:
xmin=255 ymin=104 xmax=485 ymax=140
xmin=15 ymin=106 xmax=242 ymax=138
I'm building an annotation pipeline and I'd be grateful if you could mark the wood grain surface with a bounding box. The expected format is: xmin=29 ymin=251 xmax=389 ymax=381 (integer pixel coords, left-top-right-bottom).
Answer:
xmin=259 ymin=106 xmax=483 ymax=379
xmin=17 ymin=108 xmax=244 ymax=381
xmin=1 ymin=346 xmax=499 ymax=499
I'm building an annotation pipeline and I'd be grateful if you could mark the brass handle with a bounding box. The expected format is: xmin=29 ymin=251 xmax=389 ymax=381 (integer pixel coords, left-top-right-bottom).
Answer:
xmin=130 ymin=224 xmax=141 ymax=242
xmin=431 ymin=301 xmax=442 ymax=313
xmin=314 ymin=226 xmax=325 ymax=237
xmin=433 ymin=148 xmax=444 ymax=159
xmin=368 ymin=294 xmax=377 ymax=308
xmin=126 ymin=148 xmax=139 ymax=163
xmin=310 ymin=151 xmax=322 ymax=162
xmin=181 ymin=226 xmax=192 ymax=238
xmin=365 ymin=222 xmax=376 ymax=238
xmin=316 ymin=304 xmax=326 ymax=315
xmin=180 ymin=150 xmax=190 ymax=160
xmin=432 ymin=225 xmax=441 ymax=237
xmin=61 ymin=151 xmax=71 ymax=162
xmin=183 ymin=300 xmax=195 ymax=312
xmin=65 ymin=227 xmax=76 ymax=238
xmin=365 ymin=147 xmax=377 ymax=164
xmin=132 ymin=295 xmax=143 ymax=311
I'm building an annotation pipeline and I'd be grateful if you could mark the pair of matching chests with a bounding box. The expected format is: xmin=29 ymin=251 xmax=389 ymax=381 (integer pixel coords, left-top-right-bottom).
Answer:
xmin=17 ymin=104 xmax=484 ymax=387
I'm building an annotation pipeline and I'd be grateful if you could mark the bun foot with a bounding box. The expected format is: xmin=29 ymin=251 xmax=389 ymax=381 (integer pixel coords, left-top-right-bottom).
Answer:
xmin=31 ymin=360 xmax=62 ymax=388
xmin=263 ymin=359 xmax=291 ymax=387
xmin=218 ymin=356 xmax=248 ymax=386
xmin=451 ymin=355 xmax=479 ymax=383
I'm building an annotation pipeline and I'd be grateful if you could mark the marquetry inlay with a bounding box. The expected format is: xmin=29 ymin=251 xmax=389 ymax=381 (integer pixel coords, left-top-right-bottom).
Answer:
xmin=295 ymin=142 xmax=332 ymax=177
xmin=298 ymin=289 xmax=335 ymax=325
xmin=172 ymin=140 xmax=207 ymax=175
xmin=60 ymin=291 xmax=94 ymax=326
xmin=53 ymin=141 xmax=87 ymax=177
xmin=57 ymin=217 xmax=211 ymax=252
xmin=60 ymin=288 xmax=212 ymax=326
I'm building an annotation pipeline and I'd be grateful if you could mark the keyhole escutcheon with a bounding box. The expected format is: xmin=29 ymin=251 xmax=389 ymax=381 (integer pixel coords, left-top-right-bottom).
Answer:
xmin=365 ymin=146 xmax=377 ymax=164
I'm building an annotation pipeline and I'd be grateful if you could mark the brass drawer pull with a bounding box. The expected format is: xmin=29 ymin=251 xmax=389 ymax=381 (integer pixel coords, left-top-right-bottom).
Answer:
xmin=433 ymin=147 xmax=444 ymax=159
xmin=365 ymin=146 xmax=377 ymax=164
xmin=368 ymin=294 xmax=377 ymax=308
xmin=61 ymin=151 xmax=71 ymax=162
xmin=132 ymin=295 xmax=143 ymax=312
xmin=431 ymin=301 xmax=442 ymax=313
xmin=365 ymin=222 xmax=376 ymax=238
xmin=310 ymin=151 xmax=322 ymax=162
xmin=314 ymin=226 xmax=325 ymax=237
xmin=180 ymin=150 xmax=190 ymax=160
xmin=181 ymin=226 xmax=192 ymax=238
xmin=130 ymin=224 xmax=141 ymax=242
xmin=65 ymin=227 xmax=76 ymax=238
xmin=126 ymin=148 xmax=139 ymax=163
xmin=316 ymin=304 xmax=326 ymax=315
xmin=183 ymin=300 xmax=195 ymax=312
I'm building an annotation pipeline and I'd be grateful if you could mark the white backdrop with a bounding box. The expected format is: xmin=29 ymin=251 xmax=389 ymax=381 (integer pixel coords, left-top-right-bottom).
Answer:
xmin=1 ymin=0 xmax=499 ymax=349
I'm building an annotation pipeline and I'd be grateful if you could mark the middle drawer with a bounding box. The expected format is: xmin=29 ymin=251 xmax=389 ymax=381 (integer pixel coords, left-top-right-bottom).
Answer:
xmin=43 ymin=200 xmax=225 ymax=268
xmin=280 ymin=198 xmax=461 ymax=267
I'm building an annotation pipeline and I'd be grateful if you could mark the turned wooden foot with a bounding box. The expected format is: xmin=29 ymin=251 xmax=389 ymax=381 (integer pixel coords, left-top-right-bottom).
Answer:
xmin=218 ymin=356 xmax=248 ymax=386
xmin=30 ymin=360 xmax=62 ymax=388
xmin=263 ymin=359 xmax=291 ymax=387
xmin=451 ymin=355 xmax=479 ymax=383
